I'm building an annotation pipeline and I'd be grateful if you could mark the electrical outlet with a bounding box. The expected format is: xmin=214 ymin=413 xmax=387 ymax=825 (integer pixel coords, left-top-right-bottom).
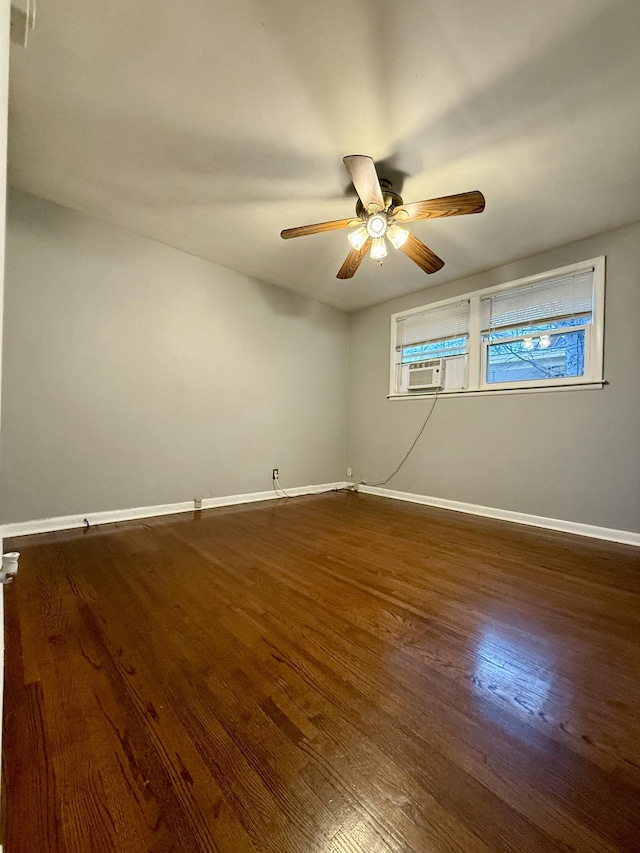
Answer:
xmin=194 ymin=497 xmax=202 ymax=510
xmin=346 ymin=467 xmax=352 ymax=479
xmin=272 ymin=468 xmax=279 ymax=480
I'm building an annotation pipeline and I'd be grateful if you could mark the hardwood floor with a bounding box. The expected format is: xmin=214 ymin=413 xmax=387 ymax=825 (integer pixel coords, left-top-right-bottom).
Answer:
xmin=2 ymin=492 xmax=640 ymax=852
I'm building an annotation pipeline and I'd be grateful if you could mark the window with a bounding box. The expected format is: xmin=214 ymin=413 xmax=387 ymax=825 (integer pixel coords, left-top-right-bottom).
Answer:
xmin=390 ymin=257 xmax=605 ymax=397
xmin=394 ymin=299 xmax=471 ymax=393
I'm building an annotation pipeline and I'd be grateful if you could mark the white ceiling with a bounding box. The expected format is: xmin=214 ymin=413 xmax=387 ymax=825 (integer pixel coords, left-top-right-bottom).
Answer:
xmin=8 ymin=0 xmax=640 ymax=311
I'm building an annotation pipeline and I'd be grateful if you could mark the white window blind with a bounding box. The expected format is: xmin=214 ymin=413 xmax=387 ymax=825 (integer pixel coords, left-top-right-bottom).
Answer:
xmin=396 ymin=300 xmax=470 ymax=348
xmin=480 ymin=270 xmax=594 ymax=333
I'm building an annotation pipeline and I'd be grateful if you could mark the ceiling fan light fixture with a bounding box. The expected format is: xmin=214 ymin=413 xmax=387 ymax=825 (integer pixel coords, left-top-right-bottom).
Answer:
xmin=370 ymin=237 xmax=388 ymax=261
xmin=366 ymin=212 xmax=388 ymax=239
xmin=347 ymin=225 xmax=369 ymax=251
xmin=386 ymin=223 xmax=409 ymax=249
xmin=281 ymin=155 xmax=485 ymax=280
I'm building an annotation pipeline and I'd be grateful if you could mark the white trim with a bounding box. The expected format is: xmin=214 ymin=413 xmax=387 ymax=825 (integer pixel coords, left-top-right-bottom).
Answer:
xmin=467 ymin=294 xmax=481 ymax=389
xmin=591 ymin=254 xmax=606 ymax=380
xmin=0 ymin=482 xmax=348 ymax=538
xmin=5 ymin=479 xmax=636 ymax=547
xmin=387 ymin=381 xmax=605 ymax=400
xmin=1 ymin=0 xmax=15 ymax=815
xmin=358 ymin=485 xmax=640 ymax=547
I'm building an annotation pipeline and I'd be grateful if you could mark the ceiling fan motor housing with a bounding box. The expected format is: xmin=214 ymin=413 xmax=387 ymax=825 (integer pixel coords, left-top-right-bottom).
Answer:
xmin=356 ymin=178 xmax=403 ymax=218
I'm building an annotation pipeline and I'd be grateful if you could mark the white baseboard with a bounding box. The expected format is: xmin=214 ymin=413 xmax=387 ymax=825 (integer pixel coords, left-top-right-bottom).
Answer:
xmin=4 ymin=482 xmax=636 ymax=548
xmin=0 ymin=482 xmax=348 ymax=538
xmin=358 ymin=485 xmax=640 ymax=547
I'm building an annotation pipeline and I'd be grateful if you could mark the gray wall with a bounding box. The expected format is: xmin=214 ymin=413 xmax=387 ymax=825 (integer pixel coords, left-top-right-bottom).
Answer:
xmin=1 ymin=189 xmax=348 ymax=522
xmin=4 ymin=189 xmax=639 ymax=534
xmin=347 ymin=221 xmax=640 ymax=534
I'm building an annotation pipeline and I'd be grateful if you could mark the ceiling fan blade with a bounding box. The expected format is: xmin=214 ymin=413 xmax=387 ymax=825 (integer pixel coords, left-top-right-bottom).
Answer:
xmin=393 ymin=191 xmax=485 ymax=222
xmin=343 ymin=155 xmax=386 ymax=212
xmin=400 ymin=232 xmax=444 ymax=274
xmin=337 ymin=239 xmax=371 ymax=279
xmin=281 ymin=217 xmax=360 ymax=239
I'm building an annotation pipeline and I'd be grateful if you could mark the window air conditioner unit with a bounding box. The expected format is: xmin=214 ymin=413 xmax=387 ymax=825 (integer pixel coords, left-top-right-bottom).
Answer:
xmin=408 ymin=358 xmax=444 ymax=390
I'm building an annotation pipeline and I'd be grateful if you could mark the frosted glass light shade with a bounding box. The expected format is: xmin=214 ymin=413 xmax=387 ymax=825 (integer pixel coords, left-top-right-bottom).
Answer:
xmin=370 ymin=237 xmax=388 ymax=260
xmin=348 ymin=226 xmax=368 ymax=251
xmin=387 ymin=224 xmax=409 ymax=249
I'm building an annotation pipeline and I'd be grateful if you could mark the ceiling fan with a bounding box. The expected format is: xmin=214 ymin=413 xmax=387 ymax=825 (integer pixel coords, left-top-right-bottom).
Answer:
xmin=281 ymin=155 xmax=485 ymax=279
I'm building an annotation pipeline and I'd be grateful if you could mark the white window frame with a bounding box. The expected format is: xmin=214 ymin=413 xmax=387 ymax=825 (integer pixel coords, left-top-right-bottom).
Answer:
xmin=389 ymin=256 xmax=605 ymax=399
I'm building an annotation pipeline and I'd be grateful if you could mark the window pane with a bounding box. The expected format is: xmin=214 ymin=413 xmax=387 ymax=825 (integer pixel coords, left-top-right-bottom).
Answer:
xmin=485 ymin=316 xmax=589 ymax=342
xmin=485 ymin=329 xmax=586 ymax=384
xmin=402 ymin=336 xmax=467 ymax=364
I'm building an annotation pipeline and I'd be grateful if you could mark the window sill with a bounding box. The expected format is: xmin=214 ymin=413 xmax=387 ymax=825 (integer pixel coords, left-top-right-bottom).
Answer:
xmin=387 ymin=381 xmax=606 ymax=400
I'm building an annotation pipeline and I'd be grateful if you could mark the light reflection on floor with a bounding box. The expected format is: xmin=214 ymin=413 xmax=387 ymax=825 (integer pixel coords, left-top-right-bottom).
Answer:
xmin=473 ymin=627 xmax=557 ymax=729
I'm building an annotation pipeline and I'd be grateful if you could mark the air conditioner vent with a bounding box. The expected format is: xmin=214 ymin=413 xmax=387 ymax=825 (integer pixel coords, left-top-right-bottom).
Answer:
xmin=407 ymin=358 xmax=444 ymax=390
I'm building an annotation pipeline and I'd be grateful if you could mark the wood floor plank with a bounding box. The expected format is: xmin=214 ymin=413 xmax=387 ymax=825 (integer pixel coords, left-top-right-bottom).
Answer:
xmin=2 ymin=492 xmax=640 ymax=852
